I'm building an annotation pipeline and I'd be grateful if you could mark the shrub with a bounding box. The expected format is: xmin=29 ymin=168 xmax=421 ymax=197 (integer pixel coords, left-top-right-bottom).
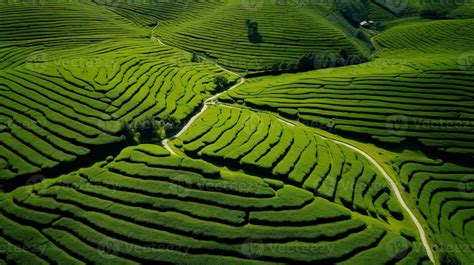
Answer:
xmin=440 ymin=251 xmax=461 ymax=265
xmin=245 ymin=19 xmax=262 ymax=43
xmin=297 ymin=53 xmax=317 ymax=71
xmin=214 ymin=75 xmax=229 ymax=91
xmin=191 ymin=52 xmax=202 ymax=63
xmin=122 ymin=116 xmax=166 ymax=144
xmin=355 ymin=30 xmax=370 ymax=42
xmin=420 ymin=9 xmax=448 ymax=19
xmin=334 ymin=0 xmax=369 ymax=26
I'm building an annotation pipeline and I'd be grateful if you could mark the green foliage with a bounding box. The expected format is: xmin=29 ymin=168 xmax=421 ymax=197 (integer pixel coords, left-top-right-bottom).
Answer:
xmin=191 ymin=51 xmax=203 ymax=62
xmin=334 ymin=0 xmax=369 ymax=25
xmin=440 ymin=251 xmax=462 ymax=265
xmin=122 ymin=116 xmax=168 ymax=144
xmin=295 ymin=51 xmax=366 ymax=71
xmin=419 ymin=9 xmax=449 ymax=19
xmin=0 ymin=144 xmax=430 ymax=264
xmin=178 ymin=106 xmax=405 ymax=221
xmin=245 ymin=19 xmax=262 ymax=43
xmin=214 ymin=75 xmax=229 ymax=91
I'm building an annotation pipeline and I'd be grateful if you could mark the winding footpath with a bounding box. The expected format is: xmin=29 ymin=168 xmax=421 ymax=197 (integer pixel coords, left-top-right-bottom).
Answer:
xmin=333 ymin=139 xmax=435 ymax=263
xmin=151 ymin=21 xmax=245 ymax=155
xmin=151 ymin=21 xmax=435 ymax=264
xmin=161 ymin=75 xmax=245 ymax=155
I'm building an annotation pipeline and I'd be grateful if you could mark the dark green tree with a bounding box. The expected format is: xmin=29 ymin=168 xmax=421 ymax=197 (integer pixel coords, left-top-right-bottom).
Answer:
xmin=122 ymin=116 xmax=165 ymax=144
xmin=191 ymin=52 xmax=202 ymax=63
xmin=214 ymin=75 xmax=229 ymax=91
xmin=246 ymin=19 xmax=262 ymax=43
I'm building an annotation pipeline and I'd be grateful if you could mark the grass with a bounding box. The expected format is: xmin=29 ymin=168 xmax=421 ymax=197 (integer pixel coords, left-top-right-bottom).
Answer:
xmin=0 ymin=145 xmax=429 ymax=264
xmin=0 ymin=1 xmax=238 ymax=184
xmin=223 ymin=19 xmax=474 ymax=157
xmin=173 ymin=105 xmax=408 ymax=223
xmin=392 ymin=153 xmax=474 ymax=263
xmin=1 ymin=0 xmax=473 ymax=264
xmin=151 ymin=0 xmax=369 ymax=73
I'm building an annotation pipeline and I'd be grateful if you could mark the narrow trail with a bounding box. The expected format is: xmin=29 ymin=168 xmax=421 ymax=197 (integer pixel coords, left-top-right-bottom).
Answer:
xmin=151 ymin=21 xmax=245 ymax=155
xmin=160 ymin=76 xmax=245 ymax=155
xmin=151 ymin=21 xmax=435 ymax=264
xmin=333 ymin=139 xmax=435 ymax=263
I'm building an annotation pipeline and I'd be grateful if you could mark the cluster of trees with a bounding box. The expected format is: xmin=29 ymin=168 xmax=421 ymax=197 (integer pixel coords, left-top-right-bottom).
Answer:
xmin=191 ymin=52 xmax=203 ymax=63
xmin=214 ymin=75 xmax=230 ymax=91
xmin=120 ymin=74 xmax=233 ymax=144
xmin=122 ymin=115 xmax=179 ymax=144
xmin=334 ymin=0 xmax=370 ymax=26
xmin=245 ymin=19 xmax=262 ymax=43
xmin=268 ymin=49 xmax=367 ymax=73
xmin=419 ymin=9 xmax=448 ymax=19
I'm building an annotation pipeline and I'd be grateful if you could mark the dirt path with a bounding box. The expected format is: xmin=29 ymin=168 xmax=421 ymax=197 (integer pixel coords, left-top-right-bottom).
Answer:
xmin=332 ymin=139 xmax=435 ymax=263
xmin=151 ymin=21 xmax=245 ymax=155
xmin=151 ymin=21 xmax=435 ymax=264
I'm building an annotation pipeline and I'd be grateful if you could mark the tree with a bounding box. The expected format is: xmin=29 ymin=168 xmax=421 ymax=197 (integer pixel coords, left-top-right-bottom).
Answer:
xmin=420 ymin=9 xmax=448 ymax=19
xmin=246 ymin=19 xmax=262 ymax=43
xmin=159 ymin=114 xmax=180 ymax=137
xmin=191 ymin=52 xmax=202 ymax=63
xmin=214 ymin=75 xmax=229 ymax=91
xmin=440 ymin=251 xmax=461 ymax=265
xmin=122 ymin=116 xmax=165 ymax=144
xmin=297 ymin=53 xmax=316 ymax=70
xmin=339 ymin=49 xmax=349 ymax=60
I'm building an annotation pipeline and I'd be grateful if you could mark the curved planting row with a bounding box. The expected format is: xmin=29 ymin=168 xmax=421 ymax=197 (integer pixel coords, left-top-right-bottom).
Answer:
xmin=173 ymin=105 xmax=407 ymax=222
xmin=155 ymin=0 xmax=366 ymax=72
xmin=0 ymin=145 xmax=429 ymax=264
xmin=0 ymin=1 xmax=149 ymax=69
xmin=374 ymin=19 xmax=474 ymax=56
xmin=392 ymin=156 xmax=474 ymax=263
xmin=95 ymin=0 xmax=226 ymax=27
xmin=226 ymin=67 xmax=474 ymax=156
xmin=0 ymin=20 xmax=237 ymax=184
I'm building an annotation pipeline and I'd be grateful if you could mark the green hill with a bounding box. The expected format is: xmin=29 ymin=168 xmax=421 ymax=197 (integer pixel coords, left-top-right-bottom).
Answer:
xmin=0 ymin=0 xmax=473 ymax=264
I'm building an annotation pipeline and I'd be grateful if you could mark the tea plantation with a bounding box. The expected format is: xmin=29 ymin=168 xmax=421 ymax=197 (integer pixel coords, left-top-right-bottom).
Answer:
xmin=0 ymin=0 xmax=473 ymax=264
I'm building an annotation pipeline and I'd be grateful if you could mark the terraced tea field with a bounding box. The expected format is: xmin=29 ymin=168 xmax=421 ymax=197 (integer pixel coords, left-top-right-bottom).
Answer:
xmin=0 ymin=1 xmax=239 ymax=186
xmin=174 ymin=106 xmax=406 ymax=220
xmin=392 ymin=154 xmax=474 ymax=262
xmin=1 ymin=0 xmax=473 ymax=264
xmin=99 ymin=0 xmax=370 ymax=73
xmin=0 ymin=145 xmax=430 ymax=264
xmin=226 ymin=67 xmax=474 ymax=155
